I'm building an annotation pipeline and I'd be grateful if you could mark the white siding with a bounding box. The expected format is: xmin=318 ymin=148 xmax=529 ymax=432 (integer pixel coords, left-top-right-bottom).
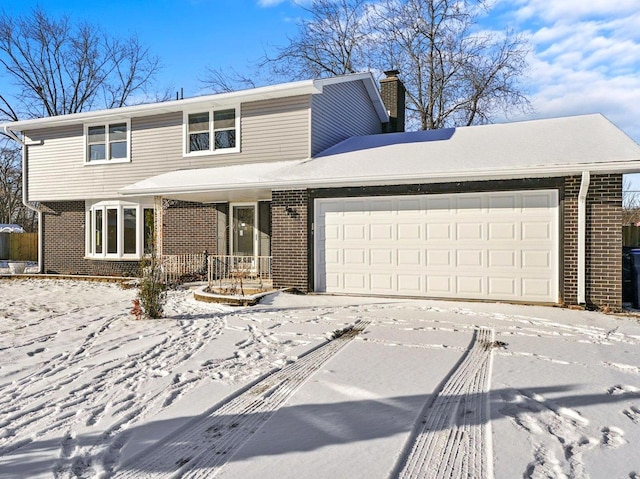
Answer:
xmin=26 ymin=96 xmax=311 ymax=201
xmin=311 ymin=80 xmax=382 ymax=156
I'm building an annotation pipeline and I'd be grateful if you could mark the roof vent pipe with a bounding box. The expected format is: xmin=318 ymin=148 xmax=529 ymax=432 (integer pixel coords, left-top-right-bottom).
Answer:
xmin=577 ymin=171 xmax=590 ymax=305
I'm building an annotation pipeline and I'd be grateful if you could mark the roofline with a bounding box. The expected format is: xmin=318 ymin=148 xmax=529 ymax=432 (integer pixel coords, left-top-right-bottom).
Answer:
xmin=118 ymin=160 xmax=640 ymax=198
xmin=2 ymin=72 xmax=387 ymax=131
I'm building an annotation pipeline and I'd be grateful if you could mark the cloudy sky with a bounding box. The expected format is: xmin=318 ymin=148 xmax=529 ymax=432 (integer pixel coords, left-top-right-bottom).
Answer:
xmin=2 ymin=0 xmax=640 ymax=148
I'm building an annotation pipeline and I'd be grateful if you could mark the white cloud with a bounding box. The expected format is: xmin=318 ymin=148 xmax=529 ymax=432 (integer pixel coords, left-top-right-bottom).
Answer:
xmin=507 ymin=0 xmax=640 ymax=23
xmin=256 ymin=0 xmax=286 ymax=6
xmin=256 ymin=0 xmax=312 ymax=6
xmin=494 ymin=0 xmax=640 ymax=143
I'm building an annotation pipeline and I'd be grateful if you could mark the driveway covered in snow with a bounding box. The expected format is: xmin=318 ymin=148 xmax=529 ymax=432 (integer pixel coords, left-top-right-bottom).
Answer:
xmin=0 ymin=279 xmax=639 ymax=478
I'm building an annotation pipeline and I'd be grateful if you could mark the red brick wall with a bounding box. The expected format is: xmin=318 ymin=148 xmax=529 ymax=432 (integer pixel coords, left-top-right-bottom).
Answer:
xmin=272 ymin=190 xmax=309 ymax=291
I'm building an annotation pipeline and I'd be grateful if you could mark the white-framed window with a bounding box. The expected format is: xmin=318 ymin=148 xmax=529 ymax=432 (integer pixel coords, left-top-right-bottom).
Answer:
xmin=86 ymin=200 xmax=154 ymax=259
xmin=85 ymin=120 xmax=131 ymax=164
xmin=184 ymin=107 xmax=240 ymax=156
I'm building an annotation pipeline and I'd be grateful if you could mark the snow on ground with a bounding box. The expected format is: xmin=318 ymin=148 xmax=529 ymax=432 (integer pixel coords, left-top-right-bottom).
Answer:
xmin=0 ymin=279 xmax=639 ymax=478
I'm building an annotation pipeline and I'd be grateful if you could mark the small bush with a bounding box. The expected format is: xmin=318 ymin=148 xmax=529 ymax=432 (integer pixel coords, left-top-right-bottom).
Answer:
xmin=136 ymin=253 xmax=166 ymax=319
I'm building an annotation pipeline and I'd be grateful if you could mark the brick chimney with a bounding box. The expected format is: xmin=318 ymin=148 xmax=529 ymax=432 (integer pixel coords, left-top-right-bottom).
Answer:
xmin=380 ymin=69 xmax=405 ymax=133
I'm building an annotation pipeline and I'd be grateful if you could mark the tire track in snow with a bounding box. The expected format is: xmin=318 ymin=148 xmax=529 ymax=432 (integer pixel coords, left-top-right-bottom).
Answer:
xmin=394 ymin=327 xmax=495 ymax=479
xmin=111 ymin=319 xmax=371 ymax=479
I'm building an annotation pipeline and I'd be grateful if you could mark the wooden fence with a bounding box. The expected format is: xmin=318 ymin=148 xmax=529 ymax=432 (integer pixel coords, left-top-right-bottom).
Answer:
xmin=0 ymin=233 xmax=38 ymax=261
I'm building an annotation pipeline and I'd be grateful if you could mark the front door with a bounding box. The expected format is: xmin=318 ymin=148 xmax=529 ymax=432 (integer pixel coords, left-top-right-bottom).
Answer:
xmin=231 ymin=204 xmax=256 ymax=257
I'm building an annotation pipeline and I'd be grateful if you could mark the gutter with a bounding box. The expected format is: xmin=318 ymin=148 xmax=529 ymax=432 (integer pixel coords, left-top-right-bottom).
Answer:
xmin=577 ymin=171 xmax=590 ymax=305
xmin=2 ymin=126 xmax=43 ymax=274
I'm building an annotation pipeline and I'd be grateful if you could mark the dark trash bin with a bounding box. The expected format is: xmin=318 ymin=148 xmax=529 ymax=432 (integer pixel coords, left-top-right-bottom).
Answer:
xmin=623 ymin=247 xmax=640 ymax=308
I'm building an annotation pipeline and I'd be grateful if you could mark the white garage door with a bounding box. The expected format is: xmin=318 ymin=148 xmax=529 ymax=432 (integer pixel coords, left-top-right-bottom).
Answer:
xmin=315 ymin=190 xmax=559 ymax=302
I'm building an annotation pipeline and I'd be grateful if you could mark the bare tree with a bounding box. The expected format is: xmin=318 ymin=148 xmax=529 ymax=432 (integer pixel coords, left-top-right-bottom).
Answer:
xmin=201 ymin=0 xmax=374 ymax=92
xmin=0 ymin=7 xmax=161 ymax=121
xmin=204 ymin=0 xmax=530 ymax=129
xmin=373 ymin=0 xmax=530 ymax=129
xmin=623 ymin=178 xmax=640 ymax=225
xmin=0 ymin=8 xmax=162 ymax=231
xmin=262 ymin=0 xmax=374 ymax=79
xmin=0 ymin=138 xmax=36 ymax=231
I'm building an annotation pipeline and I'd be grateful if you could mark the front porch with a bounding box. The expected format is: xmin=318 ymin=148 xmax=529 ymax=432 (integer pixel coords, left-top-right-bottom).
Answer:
xmin=161 ymin=253 xmax=273 ymax=293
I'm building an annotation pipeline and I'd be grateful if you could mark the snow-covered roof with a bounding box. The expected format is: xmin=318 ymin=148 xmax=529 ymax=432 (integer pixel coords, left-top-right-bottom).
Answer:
xmin=0 ymin=224 xmax=25 ymax=233
xmin=120 ymin=114 xmax=640 ymax=201
xmin=1 ymin=72 xmax=388 ymax=131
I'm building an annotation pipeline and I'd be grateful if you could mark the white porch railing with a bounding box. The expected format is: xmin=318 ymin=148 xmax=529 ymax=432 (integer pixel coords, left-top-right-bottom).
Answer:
xmin=160 ymin=253 xmax=272 ymax=286
xmin=161 ymin=253 xmax=208 ymax=284
xmin=208 ymin=255 xmax=272 ymax=282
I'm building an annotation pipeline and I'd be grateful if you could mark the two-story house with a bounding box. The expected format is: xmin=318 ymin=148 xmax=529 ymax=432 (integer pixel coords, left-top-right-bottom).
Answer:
xmin=3 ymin=71 xmax=640 ymax=310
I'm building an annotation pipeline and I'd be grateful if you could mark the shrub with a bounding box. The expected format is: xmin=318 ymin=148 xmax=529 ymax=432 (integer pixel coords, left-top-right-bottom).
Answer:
xmin=136 ymin=252 xmax=166 ymax=319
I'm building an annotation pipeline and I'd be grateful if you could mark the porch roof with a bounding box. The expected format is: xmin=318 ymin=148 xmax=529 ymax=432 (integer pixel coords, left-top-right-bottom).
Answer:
xmin=119 ymin=114 xmax=640 ymax=202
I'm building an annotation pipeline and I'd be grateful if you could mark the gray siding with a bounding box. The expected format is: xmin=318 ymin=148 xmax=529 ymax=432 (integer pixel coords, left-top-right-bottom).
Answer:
xmin=311 ymin=80 xmax=382 ymax=156
xmin=26 ymin=95 xmax=311 ymax=201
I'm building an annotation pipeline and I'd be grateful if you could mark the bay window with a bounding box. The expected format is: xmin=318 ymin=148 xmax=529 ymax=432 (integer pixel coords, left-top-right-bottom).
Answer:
xmin=86 ymin=201 xmax=154 ymax=259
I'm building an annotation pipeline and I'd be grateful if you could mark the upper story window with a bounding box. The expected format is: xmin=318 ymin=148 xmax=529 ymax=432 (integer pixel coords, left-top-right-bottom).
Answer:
xmin=85 ymin=121 xmax=130 ymax=164
xmin=185 ymin=107 xmax=239 ymax=155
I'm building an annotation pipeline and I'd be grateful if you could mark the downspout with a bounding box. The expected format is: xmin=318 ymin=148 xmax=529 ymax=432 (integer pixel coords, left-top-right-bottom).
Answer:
xmin=577 ymin=171 xmax=590 ymax=305
xmin=2 ymin=126 xmax=43 ymax=273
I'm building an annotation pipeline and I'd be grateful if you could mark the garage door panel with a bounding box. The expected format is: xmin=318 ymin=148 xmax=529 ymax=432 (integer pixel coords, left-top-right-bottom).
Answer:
xmin=457 ymin=196 xmax=484 ymax=212
xmin=315 ymin=191 xmax=558 ymax=303
xmin=522 ymin=278 xmax=552 ymax=297
xmin=489 ymin=222 xmax=517 ymax=240
xmin=344 ymin=273 xmax=366 ymax=289
xmin=426 ymin=197 xmax=453 ymax=212
xmin=489 ymin=194 xmax=517 ymax=211
xmin=426 ymin=249 xmax=452 ymax=267
xmin=398 ymin=198 xmax=422 ymax=213
xmin=371 ymin=223 xmax=394 ymax=240
xmin=370 ymin=274 xmax=393 ymax=291
xmin=427 ymin=223 xmax=452 ymax=240
xmin=398 ymin=223 xmax=422 ymax=240
xmin=344 ymin=224 xmax=366 ymax=240
xmin=457 ymin=276 xmax=484 ymax=294
xmin=457 ymin=250 xmax=484 ymax=267
xmin=398 ymin=249 xmax=421 ymax=266
xmin=371 ymin=249 xmax=394 ymax=265
xmin=523 ymin=192 xmax=554 ymax=209
xmin=427 ymin=276 xmax=452 ymax=294
xmin=398 ymin=275 xmax=422 ymax=292
xmin=489 ymin=250 xmax=516 ymax=268
xmin=522 ymin=221 xmax=552 ymax=240
xmin=522 ymin=250 xmax=551 ymax=268
xmin=488 ymin=277 xmax=517 ymax=296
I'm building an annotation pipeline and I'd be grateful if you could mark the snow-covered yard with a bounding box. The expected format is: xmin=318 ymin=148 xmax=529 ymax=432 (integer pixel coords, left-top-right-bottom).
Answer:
xmin=0 ymin=279 xmax=639 ymax=478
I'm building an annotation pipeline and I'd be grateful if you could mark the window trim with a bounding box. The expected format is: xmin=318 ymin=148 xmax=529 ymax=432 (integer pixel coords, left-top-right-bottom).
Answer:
xmin=183 ymin=106 xmax=240 ymax=157
xmin=85 ymin=200 xmax=154 ymax=260
xmin=84 ymin=119 xmax=131 ymax=165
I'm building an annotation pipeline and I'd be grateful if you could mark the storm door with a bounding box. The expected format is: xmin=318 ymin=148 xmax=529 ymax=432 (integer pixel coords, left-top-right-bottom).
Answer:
xmin=231 ymin=204 xmax=257 ymax=257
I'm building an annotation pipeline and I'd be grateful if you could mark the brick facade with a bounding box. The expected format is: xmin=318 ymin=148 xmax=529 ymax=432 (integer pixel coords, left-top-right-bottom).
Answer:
xmin=585 ymin=174 xmax=622 ymax=308
xmin=271 ymin=189 xmax=309 ymax=291
xmin=162 ymin=201 xmax=220 ymax=255
xmin=562 ymin=174 xmax=622 ymax=309
xmin=41 ymin=201 xmax=139 ymax=276
xmin=563 ymin=176 xmax=580 ymax=304
xmin=42 ymin=175 xmax=623 ymax=308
